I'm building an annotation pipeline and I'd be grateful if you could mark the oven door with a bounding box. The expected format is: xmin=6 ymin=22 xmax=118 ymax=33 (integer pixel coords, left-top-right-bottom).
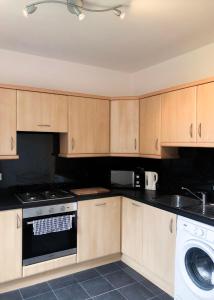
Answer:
xmin=23 ymin=211 xmax=77 ymax=266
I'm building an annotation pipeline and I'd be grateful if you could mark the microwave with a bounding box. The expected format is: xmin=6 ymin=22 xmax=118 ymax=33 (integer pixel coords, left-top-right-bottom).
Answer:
xmin=111 ymin=169 xmax=144 ymax=189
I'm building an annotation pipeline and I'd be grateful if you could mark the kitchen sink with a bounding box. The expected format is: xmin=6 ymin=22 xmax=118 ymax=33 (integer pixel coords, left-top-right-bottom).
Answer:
xmin=151 ymin=195 xmax=201 ymax=209
xmin=186 ymin=204 xmax=214 ymax=219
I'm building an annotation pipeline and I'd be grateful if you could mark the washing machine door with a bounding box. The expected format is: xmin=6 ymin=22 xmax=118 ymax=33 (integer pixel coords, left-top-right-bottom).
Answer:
xmin=180 ymin=240 xmax=214 ymax=298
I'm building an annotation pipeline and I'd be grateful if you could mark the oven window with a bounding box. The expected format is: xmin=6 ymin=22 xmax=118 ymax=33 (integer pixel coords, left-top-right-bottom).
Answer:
xmin=185 ymin=247 xmax=214 ymax=291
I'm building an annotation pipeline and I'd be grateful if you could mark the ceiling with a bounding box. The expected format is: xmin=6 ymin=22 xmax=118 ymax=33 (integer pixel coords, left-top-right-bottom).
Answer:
xmin=1 ymin=0 xmax=214 ymax=72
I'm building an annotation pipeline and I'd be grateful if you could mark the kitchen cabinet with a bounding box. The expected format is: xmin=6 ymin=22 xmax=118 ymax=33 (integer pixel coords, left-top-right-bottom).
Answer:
xmin=111 ymin=99 xmax=139 ymax=155
xmin=77 ymin=197 xmax=121 ymax=262
xmin=60 ymin=97 xmax=110 ymax=157
xmin=17 ymin=91 xmax=68 ymax=132
xmin=197 ymin=82 xmax=214 ymax=144
xmin=0 ymin=209 xmax=22 ymax=283
xmin=140 ymin=96 xmax=161 ymax=157
xmin=0 ymin=88 xmax=18 ymax=158
xmin=121 ymin=198 xmax=144 ymax=265
xmin=161 ymin=87 xmax=197 ymax=145
xmin=142 ymin=204 xmax=176 ymax=295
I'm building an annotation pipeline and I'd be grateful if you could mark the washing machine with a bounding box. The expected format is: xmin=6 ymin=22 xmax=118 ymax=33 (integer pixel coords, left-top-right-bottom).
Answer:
xmin=175 ymin=216 xmax=214 ymax=300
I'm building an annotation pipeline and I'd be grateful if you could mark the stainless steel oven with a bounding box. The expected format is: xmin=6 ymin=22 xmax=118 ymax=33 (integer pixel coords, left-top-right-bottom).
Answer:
xmin=22 ymin=202 xmax=77 ymax=266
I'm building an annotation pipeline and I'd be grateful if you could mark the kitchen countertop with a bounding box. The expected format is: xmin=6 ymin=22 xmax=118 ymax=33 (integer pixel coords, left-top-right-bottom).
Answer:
xmin=0 ymin=188 xmax=213 ymax=226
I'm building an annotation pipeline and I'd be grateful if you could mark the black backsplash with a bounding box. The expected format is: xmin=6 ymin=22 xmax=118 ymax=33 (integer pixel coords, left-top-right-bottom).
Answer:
xmin=1 ymin=133 xmax=214 ymax=194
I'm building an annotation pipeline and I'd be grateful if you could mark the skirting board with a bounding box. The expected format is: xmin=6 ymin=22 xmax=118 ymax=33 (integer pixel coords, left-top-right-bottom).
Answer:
xmin=0 ymin=253 xmax=121 ymax=294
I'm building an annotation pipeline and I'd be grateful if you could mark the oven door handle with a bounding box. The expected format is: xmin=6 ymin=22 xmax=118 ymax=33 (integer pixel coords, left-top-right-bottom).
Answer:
xmin=26 ymin=214 xmax=76 ymax=225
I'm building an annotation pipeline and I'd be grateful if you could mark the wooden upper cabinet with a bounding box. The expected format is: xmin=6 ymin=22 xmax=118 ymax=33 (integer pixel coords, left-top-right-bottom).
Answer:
xmin=0 ymin=209 xmax=22 ymax=283
xmin=111 ymin=100 xmax=139 ymax=155
xmin=60 ymin=97 xmax=110 ymax=156
xmin=161 ymin=87 xmax=197 ymax=145
xmin=197 ymin=82 xmax=214 ymax=144
xmin=17 ymin=91 xmax=68 ymax=132
xmin=140 ymin=96 xmax=161 ymax=157
xmin=77 ymin=197 xmax=121 ymax=262
xmin=0 ymin=88 xmax=17 ymax=157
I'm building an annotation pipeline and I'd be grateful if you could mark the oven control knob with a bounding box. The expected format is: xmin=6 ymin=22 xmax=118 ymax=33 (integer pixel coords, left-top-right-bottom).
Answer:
xmin=61 ymin=206 xmax=66 ymax=212
xmin=49 ymin=207 xmax=54 ymax=214
xmin=36 ymin=209 xmax=42 ymax=216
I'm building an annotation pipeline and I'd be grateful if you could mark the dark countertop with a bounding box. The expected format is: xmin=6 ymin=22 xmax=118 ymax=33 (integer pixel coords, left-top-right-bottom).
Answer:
xmin=0 ymin=188 xmax=213 ymax=226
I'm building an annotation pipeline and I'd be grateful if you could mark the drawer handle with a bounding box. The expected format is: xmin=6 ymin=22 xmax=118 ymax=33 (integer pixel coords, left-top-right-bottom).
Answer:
xmin=169 ymin=218 xmax=173 ymax=234
xmin=71 ymin=138 xmax=75 ymax=150
xmin=134 ymin=138 xmax=137 ymax=150
xmin=17 ymin=214 xmax=21 ymax=229
xmin=132 ymin=202 xmax=141 ymax=208
xmin=95 ymin=203 xmax=106 ymax=207
xmin=37 ymin=124 xmax=51 ymax=127
xmin=189 ymin=123 xmax=193 ymax=138
xmin=198 ymin=123 xmax=202 ymax=138
xmin=155 ymin=138 xmax=159 ymax=151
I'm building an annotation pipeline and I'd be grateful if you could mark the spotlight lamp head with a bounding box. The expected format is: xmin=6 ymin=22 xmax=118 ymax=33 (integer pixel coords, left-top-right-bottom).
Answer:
xmin=114 ymin=8 xmax=125 ymax=19
xmin=72 ymin=6 xmax=86 ymax=21
xmin=23 ymin=5 xmax=37 ymax=17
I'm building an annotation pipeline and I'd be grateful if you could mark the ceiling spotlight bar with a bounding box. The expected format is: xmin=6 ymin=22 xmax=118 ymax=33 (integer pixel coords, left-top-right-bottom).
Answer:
xmin=23 ymin=0 xmax=126 ymax=20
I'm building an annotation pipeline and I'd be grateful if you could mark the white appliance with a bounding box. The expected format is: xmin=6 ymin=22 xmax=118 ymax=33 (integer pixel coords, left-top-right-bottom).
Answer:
xmin=175 ymin=216 xmax=214 ymax=300
xmin=145 ymin=171 xmax=158 ymax=190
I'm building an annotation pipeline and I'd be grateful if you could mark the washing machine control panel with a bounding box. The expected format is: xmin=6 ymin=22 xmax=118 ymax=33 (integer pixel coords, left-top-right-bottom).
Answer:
xmin=182 ymin=221 xmax=214 ymax=243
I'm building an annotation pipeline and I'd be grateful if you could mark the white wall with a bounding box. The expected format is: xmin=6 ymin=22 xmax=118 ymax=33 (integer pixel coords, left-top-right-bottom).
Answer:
xmin=0 ymin=49 xmax=130 ymax=96
xmin=131 ymin=42 xmax=214 ymax=95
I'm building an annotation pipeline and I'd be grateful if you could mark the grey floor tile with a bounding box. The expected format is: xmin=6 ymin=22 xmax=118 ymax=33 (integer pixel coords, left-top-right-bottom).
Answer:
xmin=123 ymin=266 xmax=145 ymax=282
xmin=27 ymin=291 xmax=57 ymax=300
xmin=119 ymin=283 xmax=154 ymax=300
xmin=81 ymin=277 xmax=114 ymax=297
xmin=105 ymin=270 xmax=135 ymax=289
xmin=0 ymin=290 xmax=22 ymax=300
xmin=155 ymin=292 xmax=173 ymax=300
xmin=73 ymin=269 xmax=100 ymax=282
xmin=93 ymin=290 xmax=126 ymax=300
xmin=139 ymin=278 xmax=164 ymax=296
xmin=48 ymin=274 xmax=76 ymax=290
xmin=96 ymin=263 xmax=120 ymax=275
xmin=20 ymin=283 xmax=51 ymax=299
xmin=54 ymin=283 xmax=89 ymax=300
xmin=115 ymin=261 xmax=128 ymax=270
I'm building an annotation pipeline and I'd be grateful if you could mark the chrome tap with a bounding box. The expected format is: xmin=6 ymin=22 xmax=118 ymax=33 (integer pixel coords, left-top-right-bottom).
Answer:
xmin=181 ymin=187 xmax=206 ymax=208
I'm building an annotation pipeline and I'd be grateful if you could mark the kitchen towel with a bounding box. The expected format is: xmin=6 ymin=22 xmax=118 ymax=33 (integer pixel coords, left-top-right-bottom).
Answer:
xmin=32 ymin=215 xmax=74 ymax=236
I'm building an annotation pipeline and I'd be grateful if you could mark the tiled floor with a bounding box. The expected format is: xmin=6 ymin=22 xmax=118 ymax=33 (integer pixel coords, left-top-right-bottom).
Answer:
xmin=0 ymin=261 xmax=173 ymax=300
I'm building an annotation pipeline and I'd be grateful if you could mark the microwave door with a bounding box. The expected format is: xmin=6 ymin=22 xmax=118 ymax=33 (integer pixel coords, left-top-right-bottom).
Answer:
xmin=111 ymin=171 xmax=134 ymax=188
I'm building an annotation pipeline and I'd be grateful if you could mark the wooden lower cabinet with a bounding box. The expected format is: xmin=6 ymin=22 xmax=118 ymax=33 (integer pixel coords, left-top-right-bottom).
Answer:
xmin=122 ymin=198 xmax=144 ymax=265
xmin=121 ymin=198 xmax=176 ymax=296
xmin=77 ymin=197 xmax=121 ymax=262
xmin=0 ymin=209 xmax=22 ymax=283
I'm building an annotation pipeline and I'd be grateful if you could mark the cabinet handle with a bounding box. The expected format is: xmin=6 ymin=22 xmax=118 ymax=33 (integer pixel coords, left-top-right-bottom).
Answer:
xmin=198 ymin=123 xmax=202 ymax=138
xmin=189 ymin=124 xmax=193 ymax=138
xmin=17 ymin=214 xmax=21 ymax=229
xmin=71 ymin=138 xmax=75 ymax=150
xmin=37 ymin=124 xmax=51 ymax=127
xmin=11 ymin=136 xmax=14 ymax=151
xmin=134 ymin=138 xmax=137 ymax=150
xmin=95 ymin=203 xmax=106 ymax=207
xmin=155 ymin=138 xmax=159 ymax=151
xmin=169 ymin=218 xmax=173 ymax=234
xmin=132 ymin=202 xmax=141 ymax=208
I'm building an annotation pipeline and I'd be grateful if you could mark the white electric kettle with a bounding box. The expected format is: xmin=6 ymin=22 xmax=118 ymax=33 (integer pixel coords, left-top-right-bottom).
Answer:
xmin=145 ymin=171 xmax=158 ymax=190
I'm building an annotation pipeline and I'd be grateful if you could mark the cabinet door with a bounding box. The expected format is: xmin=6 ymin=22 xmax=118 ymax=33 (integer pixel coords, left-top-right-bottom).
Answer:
xmin=64 ymin=97 xmax=110 ymax=154
xmin=0 ymin=209 xmax=22 ymax=283
xmin=0 ymin=88 xmax=17 ymax=156
xmin=142 ymin=205 xmax=176 ymax=291
xmin=17 ymin=91 xmax=68 ymax=132
xmin=197 ymin=82 xmax=214 ymax=143
xmin=161 ymin=87 xmax=196 ymax=144
xmin=140 ymin=96 xmax=161 ymax=156
xmin=77 ymin=197 xmax=121 ymax=262
xmin=122 ymin=198 xmax=144 ymax=265
xmin=111 ymin=100 xmax=139 ymax=154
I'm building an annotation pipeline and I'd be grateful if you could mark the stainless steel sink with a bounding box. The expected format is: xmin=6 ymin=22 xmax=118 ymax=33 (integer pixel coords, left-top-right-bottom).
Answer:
xmin=186 ymin=204 xmax=214 ymax=219
xmin=152 ymin=195 xmax=201 ymax=209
